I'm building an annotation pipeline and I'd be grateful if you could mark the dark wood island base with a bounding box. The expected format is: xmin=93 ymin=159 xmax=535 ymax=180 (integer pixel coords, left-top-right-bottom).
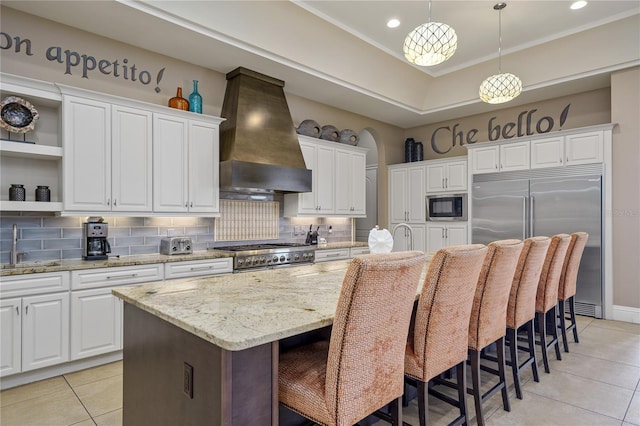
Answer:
xmin=122 ymin=304 xmax=276 ymax=426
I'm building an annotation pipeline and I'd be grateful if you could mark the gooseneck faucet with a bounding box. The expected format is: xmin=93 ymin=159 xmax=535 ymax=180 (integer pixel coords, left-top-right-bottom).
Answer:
xmin=10 ymin=224 xmax=25 ymax=267
xmin=392 ymin=223 xmax=414 ymax=251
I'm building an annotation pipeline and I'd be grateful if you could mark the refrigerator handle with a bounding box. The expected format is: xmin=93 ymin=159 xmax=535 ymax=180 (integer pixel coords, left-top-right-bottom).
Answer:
xmin=522 ymin=197 xmax=527 ymax=239
xmin=530 ymin=196 xmax=535 ymax=237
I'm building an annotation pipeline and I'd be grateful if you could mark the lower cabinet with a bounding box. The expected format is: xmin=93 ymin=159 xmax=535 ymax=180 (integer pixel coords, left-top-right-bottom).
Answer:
xmin=315 ymin=248 xmax=351 ymax=262
xmin=70 ymin=264 xmax=164 ymax=361
xmin=0 ymin=293 xmax=70 ymax=376
xmin=426 ymin=223 xmax=468 ymax=252
xmin=71 ymin=288 xmax=122 ymax=360
xmin=391 ymin=224 xmax=426 ymax=252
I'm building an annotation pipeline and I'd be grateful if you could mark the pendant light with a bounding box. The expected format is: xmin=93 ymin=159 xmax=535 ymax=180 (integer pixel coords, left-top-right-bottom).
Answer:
xmin=403 ymin=0 xmax=457 ymax=66
xmin=479 ymin=2 xmax=522 ymax=104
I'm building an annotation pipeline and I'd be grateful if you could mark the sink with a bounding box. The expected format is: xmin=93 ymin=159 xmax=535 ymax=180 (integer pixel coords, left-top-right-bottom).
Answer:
xmin=2 ymin=261 xmax=61 ymax=269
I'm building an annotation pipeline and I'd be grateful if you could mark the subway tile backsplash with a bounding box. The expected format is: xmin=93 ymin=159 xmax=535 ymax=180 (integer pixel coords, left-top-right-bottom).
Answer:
xmin=0 ymin=206 xmax=353 ymax=264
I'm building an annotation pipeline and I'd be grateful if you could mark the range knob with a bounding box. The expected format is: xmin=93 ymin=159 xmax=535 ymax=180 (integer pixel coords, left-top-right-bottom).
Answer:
xmin=260 ymin=256 xmax=267 ymax=264
xmin=294 ymin=254 xmax=300 ymax=261
xmin=280 ymin=255 xmax=286 ymax=262
xmin=273 ymin=256 xmax=279 ymax=263
xmin=237 ymin=259 xmax=244 ymax=267
xmin=302 ymin=253 xmax=308 ymax=260
xmin=308 ymin=252 xmax=314 ymax=260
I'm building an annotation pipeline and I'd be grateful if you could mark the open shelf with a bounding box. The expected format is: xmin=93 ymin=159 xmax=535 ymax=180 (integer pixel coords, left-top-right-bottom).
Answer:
xmin=0 ymin=140 xmax=63 ymax=160
xmin=0 ymin=201 xmax=63 ymax=212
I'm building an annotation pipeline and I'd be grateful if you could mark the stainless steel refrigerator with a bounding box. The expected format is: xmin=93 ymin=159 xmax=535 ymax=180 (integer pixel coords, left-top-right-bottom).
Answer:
xmin=471 ymin=164 xmax=604 ymax=318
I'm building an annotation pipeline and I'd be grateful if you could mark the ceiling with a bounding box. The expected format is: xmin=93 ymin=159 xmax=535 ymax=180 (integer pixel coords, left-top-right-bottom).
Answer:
xmin=4 ymin=0 xmax=639 ymax=128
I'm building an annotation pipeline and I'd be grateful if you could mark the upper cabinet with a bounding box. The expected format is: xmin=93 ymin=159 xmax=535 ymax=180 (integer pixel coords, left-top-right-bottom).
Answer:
xmin=469 ymin=126 xmax=609 ymax=175
xmin=153 ymin=115 xmax=220 ymax=214
xmin=471 ymin=141 xmax=529 ymax=174
xmin=0 ymin=74 xmax=63 ymax=212
xmin=425 ymin=158 xmax=467 ymax=193
xmin=284 ymin=136 xmax=367 ymax=217
xmin=56 ymin=82 xmax=222 ymax=216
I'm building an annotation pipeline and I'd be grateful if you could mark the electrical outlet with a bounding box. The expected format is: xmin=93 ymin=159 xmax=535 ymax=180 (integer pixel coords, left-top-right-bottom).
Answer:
xmin=183 ymin=362 xmax=194 ymax=399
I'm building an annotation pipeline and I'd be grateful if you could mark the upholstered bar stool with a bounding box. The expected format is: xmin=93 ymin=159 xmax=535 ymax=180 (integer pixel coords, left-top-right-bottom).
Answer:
xmin=535 ymin=234 xmax=571 ymax=374
xmin=505 ymin=236 xmax=551 ymax=400
xmin=557 ymin=232 xmax=589 ymax=352
xmin=279 ymin=251 xmax=425 ymax=426
xmin=404 ymin=244 xmax=487 ymax=426
xmin=467 ymin=239 xmax=523 ymax=426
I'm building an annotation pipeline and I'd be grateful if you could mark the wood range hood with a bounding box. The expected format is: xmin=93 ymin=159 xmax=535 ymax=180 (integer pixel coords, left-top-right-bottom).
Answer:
xmin=219 ymin=67 xmax=312 ymax=194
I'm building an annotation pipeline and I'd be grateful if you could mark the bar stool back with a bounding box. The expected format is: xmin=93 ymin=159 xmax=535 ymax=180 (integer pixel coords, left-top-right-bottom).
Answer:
xmin=279 ymin=251 xmax=425 ymax=426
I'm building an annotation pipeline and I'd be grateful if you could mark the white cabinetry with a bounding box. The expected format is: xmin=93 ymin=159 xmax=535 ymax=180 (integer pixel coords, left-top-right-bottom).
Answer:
xmin=153 ymin=114 xmax=221 ymax=214
xmin=392 ymin=224 xmax=426 ymax=252
xmin=62 ymin=93 xmax=153 ymax=213
xmin=164 ymin=258 xmax=233 ymax=279
xmin=426 ymin=223 xmax=468 ymax=252
xmin=389 ymin=163 xmax=426 ymax=223
xmin=335 ymin=147 xmax=366 ymax=216
xmin=531 ymin=136 xmax=564 ymax=169
xmin=0 ymin=272 xmax=70 ymax=377
xmin=284 ymin=137 xmax=367 ymax=217
xmin=426 ymin=159 xmax=467 ymax=192
xmin=62 ymin=95 xmax=111 ymax=211
xmin=315 ymin=248 xmax=350 ymax=262
xmin=471 ymin=141 xmax=530 ymax=174
xmin=565 ymin=131 xmax=603 ymax=165
xmin=0 ymin=75 xmax=63 ymax=212
xmin=70 ymin=264 xmax=163 ymax=360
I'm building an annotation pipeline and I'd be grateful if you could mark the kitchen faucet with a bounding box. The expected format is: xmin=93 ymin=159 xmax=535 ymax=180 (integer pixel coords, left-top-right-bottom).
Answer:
xmin=10 ymin=224 xmax=26 ymax=267
xmin=392 ymin=223 xmax=414 ymax=251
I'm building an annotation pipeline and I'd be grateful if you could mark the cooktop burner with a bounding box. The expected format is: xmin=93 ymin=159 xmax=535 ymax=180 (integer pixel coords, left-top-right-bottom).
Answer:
xmin=210 ymin=243 xmax=315 ymax=271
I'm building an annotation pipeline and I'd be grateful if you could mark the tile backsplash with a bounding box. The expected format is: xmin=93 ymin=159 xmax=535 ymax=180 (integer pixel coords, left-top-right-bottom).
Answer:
xmin=0 ymin=207 xmax=353 ymax=264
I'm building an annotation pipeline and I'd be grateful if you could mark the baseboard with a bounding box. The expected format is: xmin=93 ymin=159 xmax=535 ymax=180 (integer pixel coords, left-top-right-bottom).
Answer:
xmin=611 ymin=305 xmax=640 ymax=324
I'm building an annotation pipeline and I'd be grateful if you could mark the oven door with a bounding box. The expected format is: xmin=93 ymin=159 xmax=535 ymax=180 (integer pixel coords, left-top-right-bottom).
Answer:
xmin=427 ymin=194 xmax=467 ymax=221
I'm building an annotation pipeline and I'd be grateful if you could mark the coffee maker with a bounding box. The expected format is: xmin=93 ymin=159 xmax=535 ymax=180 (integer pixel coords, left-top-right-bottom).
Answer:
xmin=83 ymin=220 xmax=111 ymax=260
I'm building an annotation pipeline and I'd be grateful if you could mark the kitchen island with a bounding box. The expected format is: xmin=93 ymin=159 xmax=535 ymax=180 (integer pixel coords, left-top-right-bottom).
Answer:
xmin=114 ymin=259 xmax=428 ymax=426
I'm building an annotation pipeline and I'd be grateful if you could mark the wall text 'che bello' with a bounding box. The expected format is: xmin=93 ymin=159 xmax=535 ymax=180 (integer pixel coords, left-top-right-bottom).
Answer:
xmin=430 ymin=104 xmax=571 ymax=155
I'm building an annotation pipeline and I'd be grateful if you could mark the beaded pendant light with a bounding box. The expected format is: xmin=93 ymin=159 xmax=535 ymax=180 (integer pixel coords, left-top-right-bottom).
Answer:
xmin=403 ymin=0 xmax=457 ymax=66
xmin=479 ymin=2 xmax=522 ymax=104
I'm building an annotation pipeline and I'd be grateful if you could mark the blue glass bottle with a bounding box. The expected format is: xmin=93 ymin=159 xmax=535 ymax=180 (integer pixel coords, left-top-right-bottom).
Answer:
xmin=188 ymin=80 xmax=202 ymax=114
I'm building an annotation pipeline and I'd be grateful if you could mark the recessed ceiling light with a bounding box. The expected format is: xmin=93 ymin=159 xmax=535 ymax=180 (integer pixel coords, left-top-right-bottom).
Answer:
xmin=387 ymin=18 xmax=400 ymax=28
xmin=570 ymin=1 xmax=587 ymax=10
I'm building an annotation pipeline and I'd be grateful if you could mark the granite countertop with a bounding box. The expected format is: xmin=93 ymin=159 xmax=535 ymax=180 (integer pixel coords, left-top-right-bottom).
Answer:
xmin=113 ymin=256 xmax=430 ymax=352
xmin=0 ymin=250 xmax=234 ymax=276
xmin=0 ymin=242 xmax=369 ymax=276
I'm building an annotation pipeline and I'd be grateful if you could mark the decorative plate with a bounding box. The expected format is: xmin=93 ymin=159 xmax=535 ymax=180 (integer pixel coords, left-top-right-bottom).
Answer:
xmin=0 ymin=96 xmax=39 ymax=134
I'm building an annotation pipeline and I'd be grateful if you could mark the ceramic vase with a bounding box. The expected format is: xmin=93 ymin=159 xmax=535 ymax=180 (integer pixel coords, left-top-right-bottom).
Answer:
xmin=188 ymin=80 xmax=203 ymax=114
xmin=168 ymin=87 xmax=189 ymax=111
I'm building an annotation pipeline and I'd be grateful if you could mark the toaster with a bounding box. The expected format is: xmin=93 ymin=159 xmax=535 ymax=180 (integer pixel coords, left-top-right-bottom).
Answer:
xmin=160 ymin=237 xmax=193 ymax=255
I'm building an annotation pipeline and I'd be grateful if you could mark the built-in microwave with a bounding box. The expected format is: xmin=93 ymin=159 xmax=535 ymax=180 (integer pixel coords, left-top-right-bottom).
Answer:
xmin=426 ymin=194 xmax=467 ymax=221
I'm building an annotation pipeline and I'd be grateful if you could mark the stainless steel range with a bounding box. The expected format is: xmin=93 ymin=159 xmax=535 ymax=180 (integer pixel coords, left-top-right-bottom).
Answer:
xmin=211 ymin=243 xmax=315 ymax=271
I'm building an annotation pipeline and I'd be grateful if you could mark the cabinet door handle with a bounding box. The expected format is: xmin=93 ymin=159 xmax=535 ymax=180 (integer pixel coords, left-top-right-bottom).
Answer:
xmin=107 ymin=198 xmax=110 ymax=206
xmin=114 ymin=199 xmax=117 ymax=206
xmin=495 ymin=164 xmax=498 ymax=169
xmin=185 ymin=202 xmax=188 ymax=207
xmin=190 ymin=266 xmax=215 ymax=271
xmin=16 ymin=306 xmax=19 ymax=315
xmin=442 ymin=178 xmax=445 ymax=189
xmin=445 ymin=228 xmax=448 ymax=239
xmin=566 ymin=156 xmax=569 ymax=163
xmin=445 ymin=178 xmax=448 ymax=188
xmin=190 ymin=202 xmax=193 ymax=208
xmin=25 ymin=305 xmax=28 ymax=315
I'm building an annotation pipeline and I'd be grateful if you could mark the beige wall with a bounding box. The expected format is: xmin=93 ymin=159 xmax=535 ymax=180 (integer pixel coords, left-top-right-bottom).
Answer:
xmin=611 ymin=67 xmax=640 ymax=309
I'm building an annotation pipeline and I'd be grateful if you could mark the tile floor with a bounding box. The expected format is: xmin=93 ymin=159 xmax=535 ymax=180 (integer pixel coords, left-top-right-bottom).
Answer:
xmin=0 ymin=316 xmax=638 ymax=425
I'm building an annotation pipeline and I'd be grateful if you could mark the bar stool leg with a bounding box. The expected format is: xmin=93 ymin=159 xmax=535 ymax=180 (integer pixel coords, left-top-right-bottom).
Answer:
xmin=570 ymin=296 xmax=580 ymax=343
xmin=527 ymin=319 xmax=540 ymax=383
xmin=536 ymin=311 xmax=551 ymax=374
xmin=558 ymin=299 xmax=570 ymax=352
xmin=497 ymin=337 xmax=511 ymax=412
xmin=417 ymin=379 xmax=428 ymax=426
xmin=507 ymin=328 xmax=523 ymax=400
xmin=456 ymin=361 xmax=468 ymax=425
xmin=550 ymin=306 xmax=562 ymax=361
xmin=389 ymin=396 xmax=402 ymax=426
xmin=469 ymin=349 xmax=485 ymax=426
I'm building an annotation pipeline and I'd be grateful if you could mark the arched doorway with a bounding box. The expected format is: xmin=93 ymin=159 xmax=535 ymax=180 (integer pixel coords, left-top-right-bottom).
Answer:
xmin=355 ymin=129 xmax=379 ymax=242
